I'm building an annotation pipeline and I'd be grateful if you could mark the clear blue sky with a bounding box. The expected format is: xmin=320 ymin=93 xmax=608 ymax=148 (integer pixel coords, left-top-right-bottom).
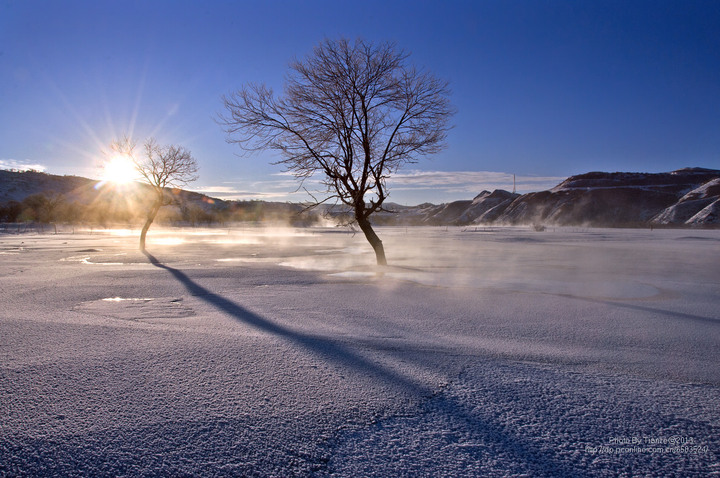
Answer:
xmin=2 ymin=0 xmax=719 ymax=204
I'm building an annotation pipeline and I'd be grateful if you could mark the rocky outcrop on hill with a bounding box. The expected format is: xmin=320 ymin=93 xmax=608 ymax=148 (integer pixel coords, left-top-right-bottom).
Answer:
xmin=464 ymin=189 xmax=521 ymax=223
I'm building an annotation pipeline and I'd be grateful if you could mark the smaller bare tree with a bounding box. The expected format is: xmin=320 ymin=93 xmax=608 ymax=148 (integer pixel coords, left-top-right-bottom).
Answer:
xmin=110 ymin=137 xmax=199 ymax=251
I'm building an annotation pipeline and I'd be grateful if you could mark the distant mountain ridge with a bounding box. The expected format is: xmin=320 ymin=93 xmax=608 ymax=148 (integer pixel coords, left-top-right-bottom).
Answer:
xmin=1 ymin=167 xmax=719 ymax=227
xmin=373 ymin=168 xmax=720 ymax=227
xmin=500 ymin=168 xmax=720 ymax=227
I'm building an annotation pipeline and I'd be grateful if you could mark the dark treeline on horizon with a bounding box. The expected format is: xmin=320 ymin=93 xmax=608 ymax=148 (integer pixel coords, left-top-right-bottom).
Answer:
xmin=0 ymin=193 xmax=322 ymax=228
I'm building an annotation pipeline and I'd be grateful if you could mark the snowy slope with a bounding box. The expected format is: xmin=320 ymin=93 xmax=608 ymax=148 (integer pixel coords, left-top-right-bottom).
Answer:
xmin=687 ymin=198 xmax=720 ymax=225
xmin=653 ymin=178 xmax=720 ymax=225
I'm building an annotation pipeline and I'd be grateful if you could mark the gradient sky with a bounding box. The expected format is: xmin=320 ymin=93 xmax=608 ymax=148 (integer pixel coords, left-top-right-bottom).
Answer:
xmin=1 ymin=0 xmax=719 ymax=205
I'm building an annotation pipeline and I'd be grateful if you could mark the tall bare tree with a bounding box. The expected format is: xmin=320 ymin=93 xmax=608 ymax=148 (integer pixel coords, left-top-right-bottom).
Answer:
xmin=221 ymin=38 xmax=454 ymax=265
xmin=110 ymin=137 xmax=199 ymax=251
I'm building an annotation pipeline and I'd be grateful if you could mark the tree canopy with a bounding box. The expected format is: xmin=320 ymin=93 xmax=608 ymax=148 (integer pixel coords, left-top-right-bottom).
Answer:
xmin=221 ymin=38 xmax=454 ymax=264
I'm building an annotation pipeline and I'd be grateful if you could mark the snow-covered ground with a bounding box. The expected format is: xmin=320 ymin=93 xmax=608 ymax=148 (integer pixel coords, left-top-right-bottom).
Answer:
xmin=1 ymin=226 xmax=719 ymax=476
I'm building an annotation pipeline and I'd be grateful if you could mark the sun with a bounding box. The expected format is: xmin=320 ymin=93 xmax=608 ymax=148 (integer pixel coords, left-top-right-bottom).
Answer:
xmin=101 ymin=154 xmax=138 ymax=185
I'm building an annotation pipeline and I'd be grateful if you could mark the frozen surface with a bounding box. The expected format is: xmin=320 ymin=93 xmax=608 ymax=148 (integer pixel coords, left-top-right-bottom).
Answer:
xmin=1 ymin=226 xmax=719 ymax=476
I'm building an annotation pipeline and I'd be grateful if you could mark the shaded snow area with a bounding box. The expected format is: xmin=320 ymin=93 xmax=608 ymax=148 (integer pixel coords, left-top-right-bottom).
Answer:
xmin=1 ymin=226 xmax=719 ymax=476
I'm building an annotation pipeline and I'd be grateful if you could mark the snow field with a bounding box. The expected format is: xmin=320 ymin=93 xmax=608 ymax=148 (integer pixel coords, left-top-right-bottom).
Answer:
xmin=1 ymin=226 xmax=718 ymax=476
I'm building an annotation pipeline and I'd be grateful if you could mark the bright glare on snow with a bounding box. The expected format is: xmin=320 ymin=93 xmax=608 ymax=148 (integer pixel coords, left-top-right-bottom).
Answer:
xmin=149 ymin=237 xmax=185 ymax=246
xmin=107 ymin=228 xmax=135 ymax=236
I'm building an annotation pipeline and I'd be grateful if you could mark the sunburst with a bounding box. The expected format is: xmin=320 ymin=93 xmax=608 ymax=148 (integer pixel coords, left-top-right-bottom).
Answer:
xmin=101 ymin=153 xmax=139 ymax=185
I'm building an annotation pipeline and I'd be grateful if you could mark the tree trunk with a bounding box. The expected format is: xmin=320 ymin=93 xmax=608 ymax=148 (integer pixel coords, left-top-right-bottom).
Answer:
xmin=357 ymin=216 xmax=387 ymax=266
xmin=139 ymin=202 xmax=161 ymax=252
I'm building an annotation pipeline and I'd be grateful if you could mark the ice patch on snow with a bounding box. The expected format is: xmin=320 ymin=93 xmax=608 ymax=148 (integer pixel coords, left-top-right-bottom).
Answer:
xmin=77 ymin=297 xmax=194 ymax=320
xmin=80 ymin=256 xmax=125 ymax=265
xmin=216 ymin=257 xmax=265 ymax=263
xmin=102 ymin=297 xmax=154 ymax=302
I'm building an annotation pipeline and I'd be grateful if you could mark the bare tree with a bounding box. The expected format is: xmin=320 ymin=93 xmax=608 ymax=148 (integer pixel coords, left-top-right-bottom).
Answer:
xmin=110 ymin=137 xmax=199 ymax=251
xmin=221 ymin=38 xmax=454 ymax=265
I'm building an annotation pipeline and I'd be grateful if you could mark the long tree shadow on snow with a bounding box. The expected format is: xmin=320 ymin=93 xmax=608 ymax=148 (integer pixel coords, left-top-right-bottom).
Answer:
xmin=143 ymin=251 xmax=578 ymax=476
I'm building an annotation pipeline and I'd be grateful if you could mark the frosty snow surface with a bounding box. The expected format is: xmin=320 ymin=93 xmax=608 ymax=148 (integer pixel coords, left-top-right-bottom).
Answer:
xmin=1 ymin=226 xmax=719 ymax=476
